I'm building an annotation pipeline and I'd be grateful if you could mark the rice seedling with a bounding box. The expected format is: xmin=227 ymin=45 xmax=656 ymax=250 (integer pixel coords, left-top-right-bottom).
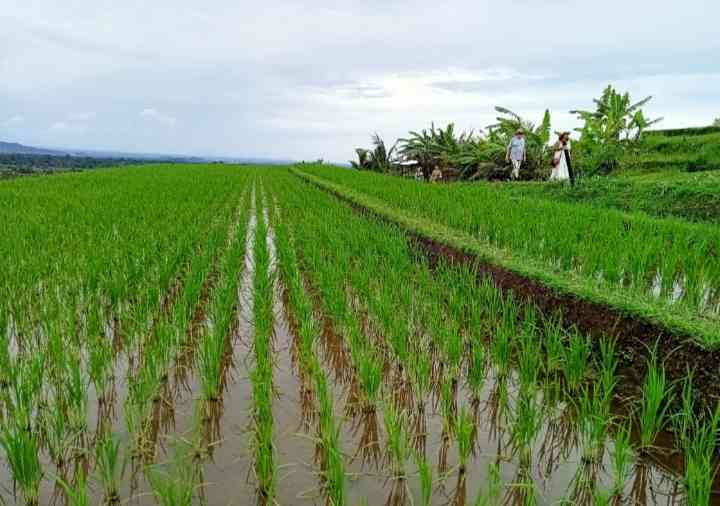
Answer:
xmin=576 ymin=383 xmax=611 ymax=464
xmin=682 ymin=404 xmax=720 ymax=506
xmin=597 ymin=337 xmax=617 ymax=408
xmin=146 ymin=454 xmax=198 ymax=506
xmin=409 ymin=348 xmax=431 ymax=453
xmin=510 ymin=388 xmax=543 ymax=467
xmin=490 ymin=324 xmax=512 ymax=378
xmin=636 ymin=350 xmax=672 ymax=449
xmin=44 ymin=400 xmax=70 ymax=468
xmin=467 ymin=341 xmax=487 ymax=403
xmin=88 ymin=333 xmax=114 ymax=404
xmin=505 ymin=464 xmax=538 ymax=506
xmin=455 ymin=407 xmax=475 ymax=473
xmin=542 ymin=315 xmax=565 ymax=375
xmin=357 ymin=349 xmax=383 ymax=406
xmin=414 ymin=451 xmax=433 ymax=506
xmin=383 ymin=402 xmax=410 ymax=474
xmin=56 ymin=468 xmax=89 ymax=506
xmin=473 ymin=462 xmax=502 ymax=506
xmin=0 ymin=424 xmax=43 ymax=506
xmin=674 ymin=369 xmax=695 ymax=444
xmin=197 ymin=327 xmax=225 ymax=402
xmin=65 ymin=351 xmax=89 ymax=433
xmin=610 ymin=422 xmax=633 ymax=499
xmin=95 ymin=432 xmax=125 ymax=505
xmin=592 ymin=487 xmax=613 ymax=506
xmin=561 ymin=331 xmax=590 ymax=392
xmin=382 ymin=401 xmax=410 ymax=506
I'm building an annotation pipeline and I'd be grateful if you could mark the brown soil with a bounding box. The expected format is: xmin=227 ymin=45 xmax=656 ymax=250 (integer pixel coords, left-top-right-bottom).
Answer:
xmin=300 ymin=175 xmax=720 ymax=411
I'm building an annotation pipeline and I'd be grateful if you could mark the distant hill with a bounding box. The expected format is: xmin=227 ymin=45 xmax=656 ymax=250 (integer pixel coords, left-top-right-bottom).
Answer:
xmin=0 ymin=140 xmax=296 ymax=165
xmin=0 ymin=141 xmax=64 ymax=156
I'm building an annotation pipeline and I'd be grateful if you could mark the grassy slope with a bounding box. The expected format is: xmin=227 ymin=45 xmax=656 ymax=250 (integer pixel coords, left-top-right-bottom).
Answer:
xmin=502 ymin=129 xmax=720 ymax=223
xmin=293 ymin=168 xmax=720 ymax=348
xmin=499 ymin=170 xmax=720 ymax=223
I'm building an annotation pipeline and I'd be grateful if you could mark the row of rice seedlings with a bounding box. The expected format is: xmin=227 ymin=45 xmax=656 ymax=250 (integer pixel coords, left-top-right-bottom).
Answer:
xmin=637 ymin=348 xmax=672 ymax=450
xmin=277 ymin=192 xmax=387 ymax=468
xmin=123 ymin=218 xmax=228 ymax=463
xmin=250 ymin=198 xmax=277 ymax=503
xmin=197 ymin=201 xmax=248 ymax=408
xmin=269 ymin=198 xmax=346 ymax=505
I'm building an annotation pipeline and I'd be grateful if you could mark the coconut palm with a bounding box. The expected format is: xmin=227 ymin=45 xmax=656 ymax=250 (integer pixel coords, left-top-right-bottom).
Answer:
xmin=350 ymin=134 xmax=399 ymax=173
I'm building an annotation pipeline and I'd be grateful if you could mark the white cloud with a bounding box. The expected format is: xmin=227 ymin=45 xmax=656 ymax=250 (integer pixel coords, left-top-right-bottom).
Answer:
xmin=140 ymin=108 xmax=177 ymax=127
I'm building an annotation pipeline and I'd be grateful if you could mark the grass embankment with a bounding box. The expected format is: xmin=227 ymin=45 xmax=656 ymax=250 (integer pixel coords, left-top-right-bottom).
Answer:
xmin=501 ymin=170 xmax=720 ymax=223
xmin=630 ymin=128 xmax=720 ymax=173
xmin=501 ymin=127 xmax=720 ymax=223
xmin=292 ymin=166 xmax=720 ymax=347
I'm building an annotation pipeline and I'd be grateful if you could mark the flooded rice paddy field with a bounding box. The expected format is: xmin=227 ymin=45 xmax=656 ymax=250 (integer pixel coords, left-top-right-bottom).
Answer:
xmin=1 ymin=169 xmax=718 ymax=506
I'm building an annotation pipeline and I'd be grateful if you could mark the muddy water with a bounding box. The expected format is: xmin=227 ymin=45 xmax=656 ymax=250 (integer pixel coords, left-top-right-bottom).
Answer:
xmin=267 ymin=221 xmax=324 ymax=504
xmin=193 ymin=203 xmax=258 ymax=505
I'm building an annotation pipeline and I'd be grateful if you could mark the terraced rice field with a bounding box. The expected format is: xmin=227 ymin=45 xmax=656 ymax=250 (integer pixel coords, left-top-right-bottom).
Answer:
xmin=1 ymin=164 xmax=718 ymax=505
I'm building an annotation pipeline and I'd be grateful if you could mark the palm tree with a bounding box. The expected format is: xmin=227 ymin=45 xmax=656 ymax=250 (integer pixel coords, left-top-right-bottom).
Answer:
xmin=350 ymin=134 xmax=399 ymax=173
xmin=398 ymin=126 xmax=439 ymax=180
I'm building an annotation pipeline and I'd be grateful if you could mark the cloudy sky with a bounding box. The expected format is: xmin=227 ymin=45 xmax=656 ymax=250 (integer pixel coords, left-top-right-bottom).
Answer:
xmin=2 ymin=1 xmax=719 ymax=161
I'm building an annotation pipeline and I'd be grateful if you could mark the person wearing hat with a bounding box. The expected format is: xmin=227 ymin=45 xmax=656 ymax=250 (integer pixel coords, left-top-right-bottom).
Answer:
xmin=506 ymin=129 xmax=526 ymax=180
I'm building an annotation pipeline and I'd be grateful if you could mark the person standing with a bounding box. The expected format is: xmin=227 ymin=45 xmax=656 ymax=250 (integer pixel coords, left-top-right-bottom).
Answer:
xmin=506 ymin=129 xmax=526 ymax=180
xmin=430 ymin=165 xmax=443 ymax=183
xmin=550 ymin=132 xmax=574 ymax=184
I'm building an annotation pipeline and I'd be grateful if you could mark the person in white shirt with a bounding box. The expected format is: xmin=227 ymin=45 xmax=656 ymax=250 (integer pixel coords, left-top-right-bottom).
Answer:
xmin=506 ymin=129 xmax=526 ymax=180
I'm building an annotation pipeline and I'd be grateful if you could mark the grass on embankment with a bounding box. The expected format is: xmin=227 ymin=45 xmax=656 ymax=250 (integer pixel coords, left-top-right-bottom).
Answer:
xmin=499 ymin=170 xmax=720 ymax=224
xmin=292 ymin=167 xmax=720 ymax=348
xmin=502 ymin=127 xmax=720 ymax=223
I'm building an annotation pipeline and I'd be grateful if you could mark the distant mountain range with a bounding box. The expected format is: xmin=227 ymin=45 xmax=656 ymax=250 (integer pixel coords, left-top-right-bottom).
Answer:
xmin=0 ymin=141 xmax=65 ymax=156
xmin=0 ymin=140 xmax=295 ymax=165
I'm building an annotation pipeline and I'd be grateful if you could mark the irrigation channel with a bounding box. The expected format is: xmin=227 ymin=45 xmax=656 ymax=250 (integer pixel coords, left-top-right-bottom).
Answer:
xmin=1 ymin=166 xmax=719 ymax=505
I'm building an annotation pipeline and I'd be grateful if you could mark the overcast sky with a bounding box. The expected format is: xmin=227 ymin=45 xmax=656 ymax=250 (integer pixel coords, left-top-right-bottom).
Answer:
xmin=2 ymin=1 xmax=719 ymax=161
